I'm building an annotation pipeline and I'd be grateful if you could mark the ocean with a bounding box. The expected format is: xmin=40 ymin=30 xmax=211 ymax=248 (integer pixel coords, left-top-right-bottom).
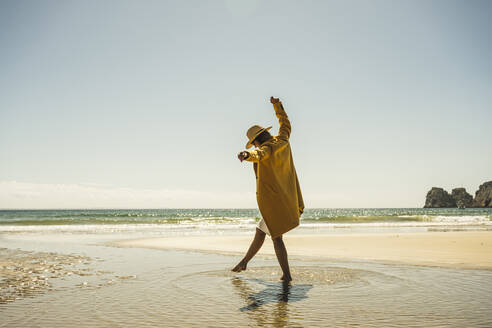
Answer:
xmin=1 ymin=208 xmax=491 ymax=234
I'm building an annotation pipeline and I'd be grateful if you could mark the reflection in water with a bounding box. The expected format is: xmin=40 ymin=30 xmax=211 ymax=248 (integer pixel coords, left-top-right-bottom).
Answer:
xmin=232 ymin=277 xmax=312 ymax=327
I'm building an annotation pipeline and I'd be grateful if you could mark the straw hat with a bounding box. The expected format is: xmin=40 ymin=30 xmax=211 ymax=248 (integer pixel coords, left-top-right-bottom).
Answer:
xmin=245 ymin=125 xmax=272 ymax=149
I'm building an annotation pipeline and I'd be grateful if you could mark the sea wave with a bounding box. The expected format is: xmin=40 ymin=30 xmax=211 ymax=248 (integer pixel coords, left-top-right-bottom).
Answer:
xmin=0 ymin=217 xmax=258 ymax=226
xmin=0 ymin=209 xmax=491 ymax=233
xmin=0 ymin=215 xmax=490 ymax=233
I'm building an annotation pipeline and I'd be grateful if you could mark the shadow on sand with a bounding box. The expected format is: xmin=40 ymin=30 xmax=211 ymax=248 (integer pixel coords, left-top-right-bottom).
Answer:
xmin=232 ymin=277 xmax=312 ymax=312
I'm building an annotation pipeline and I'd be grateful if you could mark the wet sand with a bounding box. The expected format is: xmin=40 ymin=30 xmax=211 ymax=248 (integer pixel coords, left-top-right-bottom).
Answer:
xmin=0 ymin=248 xmax=92 ymax=304
xmin=2 ymin=231 xmax=492 ymax=327
xmin=113 ymin=231 xmax=492 ymax=270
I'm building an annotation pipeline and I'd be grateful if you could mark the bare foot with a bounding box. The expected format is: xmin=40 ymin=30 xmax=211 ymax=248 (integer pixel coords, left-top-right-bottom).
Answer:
xmin=280 ymin=274 xmax=292 ymax=283
xmin=232 ymin=260 xmax=247 ymax=272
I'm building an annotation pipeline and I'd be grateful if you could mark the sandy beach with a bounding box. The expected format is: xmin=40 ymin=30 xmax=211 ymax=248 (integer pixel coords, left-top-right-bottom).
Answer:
xmin=2 ymin=228 xmax=492 ymax=327
xmin=2 ymin=208 xmax=492 ymax=327
xmin=113 ymin=231 xmax=492 ymax=270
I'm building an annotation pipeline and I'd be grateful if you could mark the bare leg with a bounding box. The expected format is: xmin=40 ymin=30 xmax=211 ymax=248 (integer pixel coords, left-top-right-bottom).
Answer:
xmin=232 ymin=228 xmax=266 ymax=272
xmin=273 ymin=235 xmax=292 ymax=282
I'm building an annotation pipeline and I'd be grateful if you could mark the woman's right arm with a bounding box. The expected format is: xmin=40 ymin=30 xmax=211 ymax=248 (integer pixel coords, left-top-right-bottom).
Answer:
xmin=270 ymin=97 xmax=291 ymax=141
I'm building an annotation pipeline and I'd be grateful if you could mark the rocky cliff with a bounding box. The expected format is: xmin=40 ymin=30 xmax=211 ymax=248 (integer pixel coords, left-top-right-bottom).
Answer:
xmin=472 ymin=181 xmax=492 ymax=208
xmin=424 ymin=181 xmax=492 ymax=208
xmin=424 ymin=187 xmax=456 ymax=208
xmin=451 ymin=188 xmax=473 ymax=208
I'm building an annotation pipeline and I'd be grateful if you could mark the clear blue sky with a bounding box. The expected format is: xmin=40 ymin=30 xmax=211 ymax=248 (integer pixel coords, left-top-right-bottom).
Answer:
xmin=1 ymin=0 xmax=491 ymax=208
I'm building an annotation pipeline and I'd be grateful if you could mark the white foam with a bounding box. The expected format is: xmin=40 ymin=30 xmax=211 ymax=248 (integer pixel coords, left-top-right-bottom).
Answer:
xmin=0 ymin=216 xmax=490 ymax=234
xmin=0 ymin=222 xmax=255 ymax=234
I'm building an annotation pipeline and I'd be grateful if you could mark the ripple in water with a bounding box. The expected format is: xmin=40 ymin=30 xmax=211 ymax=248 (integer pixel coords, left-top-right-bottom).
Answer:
xmin=208 ymin=266 xmax=368 ymax=285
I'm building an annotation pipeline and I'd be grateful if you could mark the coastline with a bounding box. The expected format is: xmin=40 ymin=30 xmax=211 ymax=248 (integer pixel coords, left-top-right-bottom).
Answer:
xmin=112 ymin=231 xmax=492 ymax=270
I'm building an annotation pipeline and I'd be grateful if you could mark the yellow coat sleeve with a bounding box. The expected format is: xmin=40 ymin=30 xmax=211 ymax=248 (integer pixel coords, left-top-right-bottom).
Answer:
xmin=273 ymin=102 xmax=291 ymax=141
xmin=245 ymin=145 xmax=272 ymax=162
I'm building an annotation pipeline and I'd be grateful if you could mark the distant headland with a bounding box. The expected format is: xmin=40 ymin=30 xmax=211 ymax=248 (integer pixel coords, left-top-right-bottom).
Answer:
xmin=424 ymin=181 xmax=492 ymax=208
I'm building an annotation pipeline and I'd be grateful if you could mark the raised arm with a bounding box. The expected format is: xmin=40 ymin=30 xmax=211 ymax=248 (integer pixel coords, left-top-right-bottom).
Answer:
xmin=270 ymin=97 xmax=291 ymax=141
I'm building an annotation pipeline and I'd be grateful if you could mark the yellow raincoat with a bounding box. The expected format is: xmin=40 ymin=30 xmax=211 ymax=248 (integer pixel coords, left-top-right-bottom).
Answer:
xmin=245 ymin=102 xmax=304 ymax=238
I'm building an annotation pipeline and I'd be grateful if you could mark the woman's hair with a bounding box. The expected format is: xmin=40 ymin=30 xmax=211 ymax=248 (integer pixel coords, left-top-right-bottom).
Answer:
xmin=253 ymin=130 xmax=272 ymax=145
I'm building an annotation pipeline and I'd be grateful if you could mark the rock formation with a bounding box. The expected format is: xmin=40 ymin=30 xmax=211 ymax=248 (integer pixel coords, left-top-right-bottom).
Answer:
xmin=423 ymin=181 xmax=492 ymax=208
xmin=451 ymin=188 xmax=473 ymax=208
xmin=424 ymin=187 xmax=456 ymax=208
xmin=472 ymin=181 xmax=492 ymax=208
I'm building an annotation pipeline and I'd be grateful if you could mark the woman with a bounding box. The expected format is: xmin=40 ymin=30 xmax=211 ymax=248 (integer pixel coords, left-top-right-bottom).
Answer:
xmin=233 ymin=96 xmax=304 ymax=282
